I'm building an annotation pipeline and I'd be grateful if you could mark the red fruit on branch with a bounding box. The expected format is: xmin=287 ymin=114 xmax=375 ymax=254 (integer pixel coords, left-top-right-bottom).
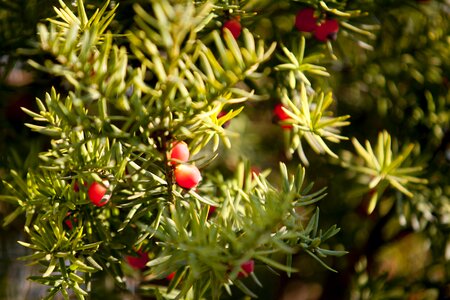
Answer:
xmin=88 ymin=181 xmax=110 ymax=207
xmin=295 ymin=8 xmax=318 ymax=33
xmin=64 ymin=218 xmax=74 ymax=230
xmin=169 ymin=141 xmax=190 ymax=165
xmin=273 ymin=104 xmax=293 ymax=129
xmin=73 ymin=181 xmax=80 ymax=192
xmin=64 ymin=212 xmax=77 ymax=230
xmin=166 ymin=272 xmax=175 ymax=280
xmin=314 ymin=19 xmax=339 ymax=42
xmin=208 ymin=205 xmax=217 ymax=217
xmin=174 ymin=164 xmax=202 ymax=189
xmin=223 ymin=18 xmax=242 ymax=39
xmin=125 ymin=250 xmax=149 ymax=270
xmin=237 ymin=260 xmax=255 ymax=278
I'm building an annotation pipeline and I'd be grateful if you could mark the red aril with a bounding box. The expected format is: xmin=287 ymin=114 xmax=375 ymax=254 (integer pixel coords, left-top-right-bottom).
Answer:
xmin=273 ymin=104 xmax=293 ymax=129
xmin=208 ymin=205 xmax=217 ymax=217
xmin=169 ymin=141 xmax=190 ymax=165
xmin=295 ymin=8 xmax=318 ymax=33
xmin=237 ymin=260 xmax=255 ymax=278
xmin=223 ymin=19 xmax=242 ymax=39
xmin=125 ymin=250 xmax=149 ymax=270
xmin=174 ymin=164 xmax=202 ymax=189
xmin=88 ymin=181 xmax=110 ymax=207
xmin=166 ymin=272 xmax=175 ymax=280
xmin=64 ymin=212 xmax=77 ymax=230
xmin=314 ymin=19 xmax=339 ymax=42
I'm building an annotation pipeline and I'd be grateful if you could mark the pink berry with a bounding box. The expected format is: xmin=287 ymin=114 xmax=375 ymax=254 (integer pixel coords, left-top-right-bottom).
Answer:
xmin=174 ymin=164 xmax=202 ymax=189
xmin=314 ymin=19 xmax=339 ymax=42
xmin=273 ymin=104 xmax=293 ymax=129
xmin=126 ymin=250 xmax=149 ymax=270
xmin=88 ymin=181 xmax=110 ymax=207
xmin=223 ymin=19 xmax=242 ymax=39
xmin=169 ymin=141 xmax=190 ymax=165
xmin=295 ymin=8 xmax=318 ymax=33
xmin=237 ymin=260 xmax=255 ymax=278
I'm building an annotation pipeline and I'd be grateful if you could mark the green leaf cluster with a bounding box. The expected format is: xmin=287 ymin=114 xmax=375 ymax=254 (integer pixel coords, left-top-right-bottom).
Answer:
xmin=343 ymin=130 xmax=428 ymax=214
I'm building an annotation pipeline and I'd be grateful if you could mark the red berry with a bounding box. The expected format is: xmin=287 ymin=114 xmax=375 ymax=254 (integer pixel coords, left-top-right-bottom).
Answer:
xmin=273 ymin=104 xmax=293 ymax=129
xmin=174 ymin=164 xmax=202 ymax=189
xmin=126 ymin=250 xmax=149 ymax=270
xmin=295 ymin=8 xmax=318 ymax=33
xmin=166 ymin=272 xmax=175 ymax=280
xmin=64 ymin=212 xmax=77 ymax=230
xmin=169 ymin=141 xmax=190 ymax=165
xmin=74 ymin=181 xmax=80 ymax=192
xmin=208 ymin=205 xmax=217 ymax=217
xmin=88 ymin=181 xmax=110 ymax=207
xmin=314 ymin=19 xmax=339 ymax=42
xmin=223 ymin=19 xmax=242 ymax=39
xmin=64 ymin=219 xmax=74 ymax=230
xmin=237 ymin=260 xmax=254 ymax=278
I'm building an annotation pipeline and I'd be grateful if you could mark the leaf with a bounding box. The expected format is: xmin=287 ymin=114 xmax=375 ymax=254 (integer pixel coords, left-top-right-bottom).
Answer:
xmin=68 ymin=272 xmax=84 ymax=283
xmin=76 ymin=0 xmax=88 ymax=28
xmin=315 ymin=248 xmax=348 ymax=257
xmin=321 ymin=225 xmax=341 ymax=241
xmin=71 ymin=258 xmax=97 ymax=272
xmin=43 ymin=259 xmax=57 ymax=277
xmin=304 ymin=249 xmax=337 ymax=273
xmin=147 ymin=255 xmax=171 ymax=267
xmin=73 ymin=242 xmax=102 ymax=251
xmin=3 ymin=207 xmax=25 ymax=227
xmin=188 ymin=190 xmax=219 ymax=206
xmin=118 ymin=203 xmax=142 ymax=232
xmin=86 ymin=256 xmax=103 ymax=271
xmin=254 ymin=254 xmax=298 ymax=273
xmin=71 ymin=281 xmax=88 ymax=297
xmin=25 ymin=123 xmax=61 ymax=136
xmin=367 ymin=189 xmax=378 ymax=214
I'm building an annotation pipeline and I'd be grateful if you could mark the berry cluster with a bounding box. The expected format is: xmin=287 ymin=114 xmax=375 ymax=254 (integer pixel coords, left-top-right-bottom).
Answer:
xmin=71 ymin=141 xmax=201 ymax=213
xmin=169 ymin=141 xmax=202 ymax=189
xmin=295 ymin=8 xmax=339 ymax=42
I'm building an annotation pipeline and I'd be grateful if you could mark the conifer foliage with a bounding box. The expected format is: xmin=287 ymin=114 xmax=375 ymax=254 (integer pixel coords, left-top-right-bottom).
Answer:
xmin=0 ymin=0 xmax=448 ymax=299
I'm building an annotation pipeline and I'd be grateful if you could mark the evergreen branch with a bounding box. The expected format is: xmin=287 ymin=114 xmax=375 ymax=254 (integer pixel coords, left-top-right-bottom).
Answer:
xmin=344 ymin=130 xmax=428 ymax=214
xmin=278 ymin=83 xmax=350 ymax=165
